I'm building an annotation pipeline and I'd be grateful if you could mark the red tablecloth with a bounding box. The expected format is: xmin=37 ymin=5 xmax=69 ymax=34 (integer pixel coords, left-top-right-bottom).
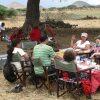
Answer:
xmin=92 ymin=70 xmax=100 ymax=94
xmin=77 ymin=62 xmax=100 ymax=94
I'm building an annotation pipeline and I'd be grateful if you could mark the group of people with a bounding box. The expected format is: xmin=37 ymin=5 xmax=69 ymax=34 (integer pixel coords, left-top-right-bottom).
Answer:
xmin=6 ymin=31 xmax=100 ymax=77
xmin=5 ymin=26 xmax=100 ymax=97
xmin=0 ymin=22 xmax=56 ymax=45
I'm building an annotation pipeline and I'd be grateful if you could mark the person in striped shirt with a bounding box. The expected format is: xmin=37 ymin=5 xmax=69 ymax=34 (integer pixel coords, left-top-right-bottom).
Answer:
xmin=33 ymin=34 xmax=59 ymax=74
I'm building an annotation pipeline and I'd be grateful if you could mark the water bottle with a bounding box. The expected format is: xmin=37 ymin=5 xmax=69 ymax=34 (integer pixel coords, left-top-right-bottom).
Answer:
xmin=76 ymin=56 xmax=80 ymax=63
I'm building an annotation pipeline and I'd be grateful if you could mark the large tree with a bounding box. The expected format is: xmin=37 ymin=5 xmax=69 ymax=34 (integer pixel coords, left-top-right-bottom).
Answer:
xmin=22 ymin=0 xmax=63 ymax=35
xmin=22 ymin=0 xmax=40 ymax=35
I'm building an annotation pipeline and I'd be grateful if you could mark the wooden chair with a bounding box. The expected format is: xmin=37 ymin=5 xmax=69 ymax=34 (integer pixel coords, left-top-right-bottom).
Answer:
xmin=11 ymin=53 xmax=34 ymax=86
xmin=55 ymin=59 xmax=94 ymax=100
xmin=33 ymin=58 xmax=57 ymax=93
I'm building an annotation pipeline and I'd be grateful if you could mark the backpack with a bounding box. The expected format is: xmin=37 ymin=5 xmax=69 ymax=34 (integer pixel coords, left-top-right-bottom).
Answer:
xmin=3 ymin=61 xmax=17 ymax=83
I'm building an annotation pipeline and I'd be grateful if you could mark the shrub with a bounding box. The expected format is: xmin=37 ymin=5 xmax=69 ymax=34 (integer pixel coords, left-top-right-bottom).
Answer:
xmin=0 ymin=5 xmax=17 ymax=19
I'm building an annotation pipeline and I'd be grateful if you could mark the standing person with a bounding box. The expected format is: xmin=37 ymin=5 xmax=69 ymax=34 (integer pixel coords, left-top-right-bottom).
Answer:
xmin=73 ymin=33 xmax=90 ymax=51
xmin=0 ymin=22 xmax=5 ymax=41
xmin=29 ymin=26 xmax=41 ymax=42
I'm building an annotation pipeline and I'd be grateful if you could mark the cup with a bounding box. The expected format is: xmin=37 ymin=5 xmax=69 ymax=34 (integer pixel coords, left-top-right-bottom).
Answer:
xmin=63 ymin=72 xmax=68 ymax=80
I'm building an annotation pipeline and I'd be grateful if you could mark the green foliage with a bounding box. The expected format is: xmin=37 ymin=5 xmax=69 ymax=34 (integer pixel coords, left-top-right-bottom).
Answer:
xmin=0 ymin=5 xmax=17 ymax=19
xmin=7 ymin=9 xmax=17 ymax=17
xmin=0 ymin=5 xmax=7 ymax=17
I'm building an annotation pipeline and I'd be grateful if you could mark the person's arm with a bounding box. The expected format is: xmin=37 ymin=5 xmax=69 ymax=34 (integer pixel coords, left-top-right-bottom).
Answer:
xmin=18 ymin=49 xmax=29 ymax=60
xmin=90 ymin=52 xmax=100 ymax=58
xmin=70 ymin=35 xmax=76 ymax=48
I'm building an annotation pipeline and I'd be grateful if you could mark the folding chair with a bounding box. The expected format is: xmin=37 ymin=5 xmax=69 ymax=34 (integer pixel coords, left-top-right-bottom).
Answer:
xmin=21 ymin=40 xmax=37 ymax=56
xmin=94 ymin=56 xmax=100 ymax=65
xmin=11 ymin=53 xmax=34 ymax=86
xmin=33 ymin=58 xmax=56 ymax=93
xmin=55 ymin=59 xmax=94 ymax=100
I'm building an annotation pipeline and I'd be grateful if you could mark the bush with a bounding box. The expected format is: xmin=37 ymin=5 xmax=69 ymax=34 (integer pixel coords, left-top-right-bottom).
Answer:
xmin=0 ymin=5 xmax=17 ymax=19
xmin=7 ymin=9 xmax=17 ymax=17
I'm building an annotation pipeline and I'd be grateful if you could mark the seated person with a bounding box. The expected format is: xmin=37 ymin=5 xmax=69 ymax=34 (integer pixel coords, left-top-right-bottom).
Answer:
xmin=63 ymin=48 xmax=75 ymax=62
xmin=29 ymin=25 xmax=41 ymax=42
xmin=91 ymin=52 xmax=100 ymax=58
xmin=91 ymin=36 xmax=100 ymax=53
xmin=7 ymin=39 xmax=29 ymax=70
xmin=73 ymin=33 xmax=90 ymax=51
xmin=16 ymin=28 xmax=22 ymax=40
xmin=63 ymin=48 xmax=76 ymax=79
xmin=33 ymin=34 xmax=59 ymax=74
xmin=9 ymin=27 xmax=19 ymax=41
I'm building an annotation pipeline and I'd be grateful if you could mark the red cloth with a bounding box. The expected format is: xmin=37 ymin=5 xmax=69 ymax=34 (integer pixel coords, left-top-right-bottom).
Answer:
xmin=9 ymin=33 xmax=16 ymax=41
xmin=29 ymin=28 xmax=41 ymax=41
xmin=17 ymin=31 xmax=22 ymax=40
xmin=91 ymin=71 xmax=100 ymax=94
xmin=46 ymin=26 xmax=55 ymax=38
xmin=81 ymin=79 xmax=91 ymax=96
xmin=63 ymin=72 xmax=69 ymax=80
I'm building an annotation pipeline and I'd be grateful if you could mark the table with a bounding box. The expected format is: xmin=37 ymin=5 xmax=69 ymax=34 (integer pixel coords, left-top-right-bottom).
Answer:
xmin=56 ymin=49 xmax=100 ymax=94
xmin=77 ymin=50 xmax=91 ymax=57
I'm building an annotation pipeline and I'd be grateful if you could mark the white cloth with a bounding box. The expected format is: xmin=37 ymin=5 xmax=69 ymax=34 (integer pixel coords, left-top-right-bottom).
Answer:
xmin=12 ymin=47 xmax=26 ymax=70
xmin=76 ymin=40 xmax=90 ymax=49
xmin=0 ymin=25 xmax=5 ymax=32
xmin=11 ymin=62 xmax=22 ymax=70
xmin=13 ymin=47 xmax=26 ymax=56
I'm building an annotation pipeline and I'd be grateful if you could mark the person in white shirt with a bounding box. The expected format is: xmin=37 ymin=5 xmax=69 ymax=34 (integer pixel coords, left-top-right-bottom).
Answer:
xmin=7 ymin=39 xmax=29 ymax=70
xmin=73 ymin=32 xmax=90 ymax=51
xmin=0 ymin=22 xmax=5 ymax=41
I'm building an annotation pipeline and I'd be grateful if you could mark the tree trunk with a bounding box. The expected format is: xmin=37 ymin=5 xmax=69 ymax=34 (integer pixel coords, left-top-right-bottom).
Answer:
xmin=22 ymin=0 xmax=40 ymax=36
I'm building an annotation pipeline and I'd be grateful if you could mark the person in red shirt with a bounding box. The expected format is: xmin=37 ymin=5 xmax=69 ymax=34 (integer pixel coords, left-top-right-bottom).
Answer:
xmin=17 ymin=28 xmax=22 ymax=40
xmin=44 ymin=24 xmax=56 ymax=41
xmin=9 ymin=28 xmax=22 ymax=41
xmin=29 ymin=26 xmax=41 ymax=42
xmin=9 ymin=28 xmax=18 ymax=41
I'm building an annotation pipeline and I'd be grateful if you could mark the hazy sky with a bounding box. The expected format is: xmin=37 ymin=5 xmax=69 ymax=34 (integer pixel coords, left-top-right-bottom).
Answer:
xmin=0 ymin=0 xmax=100 ymax=8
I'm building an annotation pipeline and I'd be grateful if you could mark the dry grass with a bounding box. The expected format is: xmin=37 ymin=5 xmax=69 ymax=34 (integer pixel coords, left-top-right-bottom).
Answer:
xmin=63 ymin=19 xmax=100 ymax=28
xmin=0 ymin=70 xmax=100 ymax=100
xmin=2 ymin=18 xmax=100 ymax=28
xmin=1 ymin=16 xmax=100 ymax=28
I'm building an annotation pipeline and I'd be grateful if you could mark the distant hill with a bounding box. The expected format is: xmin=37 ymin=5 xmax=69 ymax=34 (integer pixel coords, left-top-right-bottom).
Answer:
xmin=71 ymin=1 xmax=91 ymax=7
xmin=7 ymin=2 xmax=25 ymax=9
